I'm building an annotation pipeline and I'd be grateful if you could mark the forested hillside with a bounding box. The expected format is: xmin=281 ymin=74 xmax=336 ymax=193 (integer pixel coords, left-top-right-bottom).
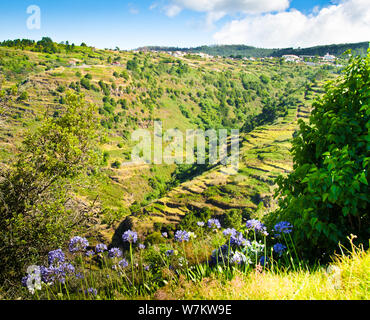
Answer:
xmin=140 ymin=41 xmax=369 ymax=58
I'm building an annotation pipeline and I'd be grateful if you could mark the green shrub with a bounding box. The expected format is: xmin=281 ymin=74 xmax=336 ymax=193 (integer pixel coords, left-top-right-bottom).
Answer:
xmin=273 ymin=51 xmax=370 ymax=261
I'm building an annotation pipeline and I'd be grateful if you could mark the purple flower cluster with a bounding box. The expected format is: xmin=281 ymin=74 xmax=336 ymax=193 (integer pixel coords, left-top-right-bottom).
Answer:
xmin=197 ymin=221 xmax=205 ymax=227
xmin=230 ymin=251 xmax=247 ymax=265
xmin=259 ymin=256 xmax=269 ymax=266
xmin=223 ymin=228 xmax=237 ymax=238
xmin=207 ymin=219 xmax=221 ymax=230
xmin=274 ymin=221 xmax=293 ymax=237
xmin=165 ymin=250 xmax=174 ymax=257
xmin=122 ymin=230 xmax=138 ymax=244
xmin=118 ymin=258 xmax=129 ymax=268
xmin=41 ymin=263 xmax=75 ymax=285
xmin=86 ymin=288 xmax=98 ymax=296
xmin=69 ymin=236 xmax=89 ymax=253
xmin=273 ymin=243 xmax=287 ymax=256
xmin=108 ymin=247 xmax=122 ymax=259
xmin=48 ymin=249 xmax=65 ymax=266
xmin=174 ymin=230 xmax=190 ymax=242
xmin=95 ymin=243 xmax=108 ymax=253
xmin=138 ymin=244 xmax=146 ymax=250
xmin=245 ymin=219 xmax=265 ymax=232
xmin=230 ymin=232 xmax=247 ymax=247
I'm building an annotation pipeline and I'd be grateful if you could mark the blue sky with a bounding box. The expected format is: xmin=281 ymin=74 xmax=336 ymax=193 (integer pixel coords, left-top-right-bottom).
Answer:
xmin=0 ymin=1 xmax=369 ymax=49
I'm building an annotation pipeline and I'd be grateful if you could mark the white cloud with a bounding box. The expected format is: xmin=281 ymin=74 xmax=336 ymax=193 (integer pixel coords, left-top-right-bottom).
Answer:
xmin=165 ymin=4 xmax=183 ymax=17
xmin=163 ymin=0 xmax=289 ymax=19
xmin=213 ymin=0 xmax=370 ymax=48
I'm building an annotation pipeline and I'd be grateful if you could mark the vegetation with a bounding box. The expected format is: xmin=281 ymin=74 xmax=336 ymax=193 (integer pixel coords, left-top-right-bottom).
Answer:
xmin=273 ymin=51 xmax=369 ymax=261
xmin=0 ymin=38 xmax=368 ymax=300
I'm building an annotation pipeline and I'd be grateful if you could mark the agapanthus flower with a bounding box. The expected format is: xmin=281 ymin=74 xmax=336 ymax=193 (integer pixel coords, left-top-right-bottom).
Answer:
xmin=86 ymin=288 xmax=98 ymax=296
xmin=211 ymin=244 xmax=230 ymax=264
xmin=230 ymin=232 xmax=247 ymax=247
xmin=161 ymin=232 xmax=168 ymax=238
xmin=230 ymin=251 xmax=248 ymax=265
xmin=223 ymin=228 xmax=237 ymax=238
xmin=245 ymin=219 xmax=266 ymax=233
xmin=118 ymin=258 xmax=129 ymax=268
xmin=48 ymin=249 xmax=65 ymax=266
xmin=108 ymin=247 xmax=122 ymax=259
xmin=188 ymin=232 xmax=197 ymax=239
xmin=259 ymin=256 xmax=269 ymax=266
xmin=75 ymin=272 xmax=84 ymax=280
xmin=197 ymin=221 xmax=205 ymax=227
xmin=207 ymin=219 xmax=221 ymax=230
xmin=41 ymin=263 xmax=75 ymax=285
xmin=144 ymin=265 xmax=150 ymax=271
xmin=22 ymin=266 xmax=42 ymax=294
xmin=165 ymin=250 xmax=174 ymax=257
xmin=174 ymin=230 xmax=190 ymax=242
xmin=85 ymin=250 xmax=95 ymax=257
xmin=274 ymin=221 xmax=293 ymax=237
xmin=122 ymin=230 xmax=138 ymax=244
xmin=69 ymin=236 xmax=89 ymax=253
xmin=95 ymin=243 xmax=108 ymax=253
xmin=273 ymin=243 xmax=287 ymax=256
xmin=138 ymin=243 xmax=146 ymax=250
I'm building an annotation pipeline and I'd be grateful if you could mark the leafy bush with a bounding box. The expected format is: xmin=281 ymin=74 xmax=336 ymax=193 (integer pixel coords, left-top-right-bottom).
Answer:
xmin=223 ymin=209 xmax=243 ymax=229
xmin=0 ymin=92 xmax=100 ymax=286
xmin=273 ymin=51 xmax=370 ymax=261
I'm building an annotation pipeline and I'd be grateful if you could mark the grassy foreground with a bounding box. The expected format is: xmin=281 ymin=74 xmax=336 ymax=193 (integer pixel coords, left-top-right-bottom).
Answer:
xmin=12 ymin=220 xmax=369 ymax=300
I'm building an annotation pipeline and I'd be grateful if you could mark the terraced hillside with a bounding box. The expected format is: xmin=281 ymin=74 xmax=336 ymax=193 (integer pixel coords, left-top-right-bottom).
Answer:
xmin=0 ymin=42 xmax=336 ymax=243
xmin=115 ymin=83 xmax=325 ymax=240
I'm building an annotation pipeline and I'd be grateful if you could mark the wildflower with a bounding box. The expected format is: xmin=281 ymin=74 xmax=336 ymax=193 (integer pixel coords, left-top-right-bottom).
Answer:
xmin=138 ymin=243 xmax=146 ymax=250
xmin=144 ymin=265 xmax=150 ymax=271
xmin=161 ymin=232 xmax=168 ymax=238
xmin=230 ymin=232 xmax=247 ymax=247
xmin=76 ymin=272 xmax=84 ymax=280
xmin=165 ymin=250 xmax=174 ymax=257
xmin=245 ymin=219 xmax=266 ymax=233
xmin=42 ymin=263 xmax=74 ymax=285
xmin=211 ymin=244 xmax=230 ymax=264
xmin=230 ymin=251 xmax=248 ymax=265
xmin=85 ymin=250 xmax=95 ymax=257
xmin=108 ymin=247 xmax=122 ymax=259
xmin=122 ymin=230 xmax=138 ymax=244
xmin=274 ymin=221 xmax=293 ymax=237
xmin=223 ymin=228 xmax=237 ymax=238
xmin=22 ymin=265 xmax=42 ymax=294
xmin=95 ymin=243 xmax=108 ymax=253
xmin=118 ymin=258 xmax=129 ymax=268
xmin=69 ymin=236 xmax=89 ymax=253
xmin=86 ymin=288 xmax=98 ymax=296
xmin=197 ymin=221 xmax=205 ymax=227
xmin=174 ymin=230 xmax=190 ymax=242
xmin=259 ymin=256 xmax=269 ymax=266
xmin=273 ymin=243 xmax=287 ymax=256
xmin=188 ymin=232 xmax=197 ymax=239
xmin=207 ymin=218 xmax=221 ymax=230
xmin=48 ymin=249 xmax=65 ymax=266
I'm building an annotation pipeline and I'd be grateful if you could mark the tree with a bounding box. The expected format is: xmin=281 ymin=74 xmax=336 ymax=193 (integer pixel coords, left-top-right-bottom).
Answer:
xmin=272 ymin=51 xmax=370 ymax=262
xmin=0 ymin=92 xmax=100 ymax=286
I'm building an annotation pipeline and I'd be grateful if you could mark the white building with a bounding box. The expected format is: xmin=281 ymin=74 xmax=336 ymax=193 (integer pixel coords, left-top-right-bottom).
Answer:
xmin=323 ymin=53 xmax=336 ymax=62
xmin=283 ymin=55 xmax=301 ymax=62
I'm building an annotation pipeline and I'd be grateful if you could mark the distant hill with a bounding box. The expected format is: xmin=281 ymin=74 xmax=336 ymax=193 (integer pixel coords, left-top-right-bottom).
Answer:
xmin=138 ymin=42 xmax=369 ymax=58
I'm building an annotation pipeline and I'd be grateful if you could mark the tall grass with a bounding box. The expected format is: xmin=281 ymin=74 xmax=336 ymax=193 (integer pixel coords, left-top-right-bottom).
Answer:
xmin=17 ymin=220 xmax=369 ymax=301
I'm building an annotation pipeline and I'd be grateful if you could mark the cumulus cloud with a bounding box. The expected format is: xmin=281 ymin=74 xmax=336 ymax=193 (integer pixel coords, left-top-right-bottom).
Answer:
xmin=213 ymin=0 xmax=370 ymax=47
xmin=164 ymin=0 xmax=289 ymax=21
